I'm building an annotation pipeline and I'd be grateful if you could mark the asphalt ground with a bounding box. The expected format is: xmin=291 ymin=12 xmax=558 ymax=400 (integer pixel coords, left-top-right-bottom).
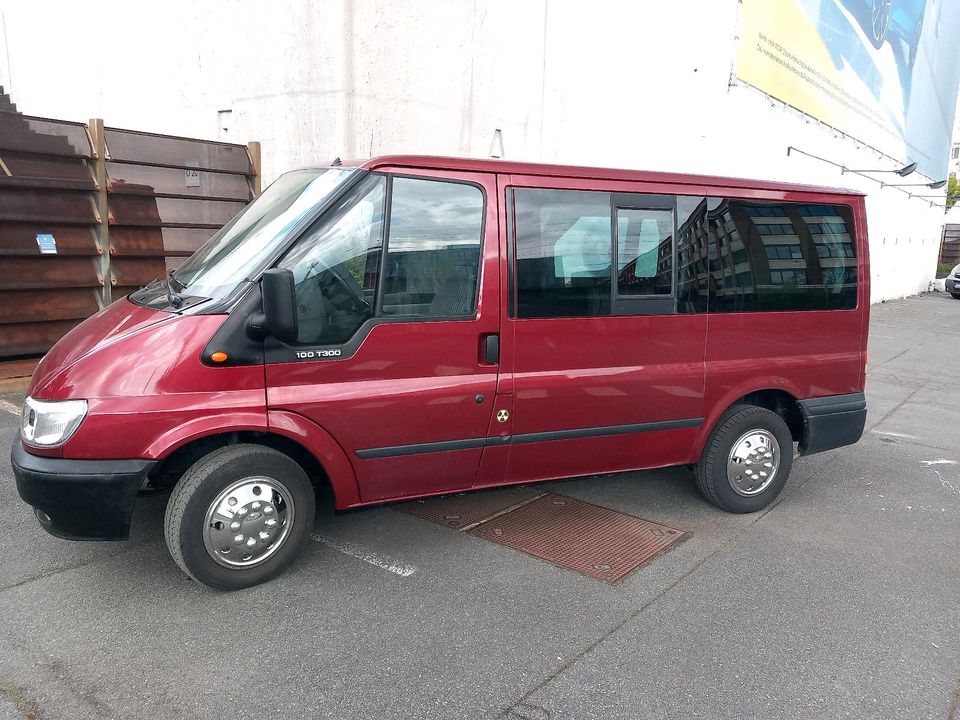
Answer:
xmin=1 ymin=293 xmax=958 ymax=720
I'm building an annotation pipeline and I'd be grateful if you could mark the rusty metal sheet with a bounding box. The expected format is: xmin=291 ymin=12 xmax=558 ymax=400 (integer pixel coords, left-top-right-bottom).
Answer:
xmin=0 ymin=319 xmax=85 ymax=357
xmin=0 ymin=289 xmax=100 ymax=324
xmin=108 ymin=195 xmax=245 ymax=227
xmin=1 ymin=152 xmax=96 ymax=184
xmin=0 ymin=258 xmax=102 ymax=291
xmin=398 ymin=488 xmax=542 ymax=530
xmin=0 ymin=224 xmax=98 ymax=257
xmin=468 ymin=494 xmax=689 ymax=582
xmin=104 ymin=128 xmax=251 ymax=174
xmin=110 ymin=226 xmax=214 ymax=258
xmin=0 ymin=188 xmax=96 ymax=224
xmin=107 ymin=162 xmax=252 ymax=201
xmin=0 ymin=114 xmax=92 ymax=157
xmin=109 ymin=257 xmax=166 ymax=288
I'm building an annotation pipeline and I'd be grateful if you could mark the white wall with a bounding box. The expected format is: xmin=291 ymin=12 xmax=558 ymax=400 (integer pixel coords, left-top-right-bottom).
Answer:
xmin=0 ymin=0 xmax=949 ymax=301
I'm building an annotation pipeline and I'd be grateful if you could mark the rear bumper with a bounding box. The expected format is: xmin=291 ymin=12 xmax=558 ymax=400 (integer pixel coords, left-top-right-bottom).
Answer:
xmin=798 ymin=392 xmax=867 ymax=455
xmin=11 ymin=440 xmax=156 ymax=540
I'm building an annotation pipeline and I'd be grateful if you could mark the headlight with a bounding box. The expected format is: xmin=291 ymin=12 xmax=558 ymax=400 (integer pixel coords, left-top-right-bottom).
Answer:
xmin=21 ymin=397 xmax=88 ymax=446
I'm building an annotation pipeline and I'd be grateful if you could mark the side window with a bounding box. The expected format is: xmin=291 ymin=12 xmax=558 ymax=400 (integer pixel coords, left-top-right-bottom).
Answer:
xmin=514 ymin=189 xmax=611 ymax=318
xmin=381 ymin=177 xmax=484 ymax=317
xmin=616 ymin=208 xmax=673 ymax=296
xmin=706 ymin=200 xmax=857 ymax=312
xmin=280 ymin=174 xmax=386 ymax=345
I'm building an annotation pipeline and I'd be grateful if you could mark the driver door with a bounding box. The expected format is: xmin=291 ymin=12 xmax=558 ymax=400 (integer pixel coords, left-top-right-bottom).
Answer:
xmin=264 ymin=169 xmax=501 ymax=503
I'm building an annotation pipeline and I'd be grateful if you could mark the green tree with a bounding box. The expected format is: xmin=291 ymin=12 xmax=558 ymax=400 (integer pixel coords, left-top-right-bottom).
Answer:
xmin=947 ymin=175 xmax=959 ymax=212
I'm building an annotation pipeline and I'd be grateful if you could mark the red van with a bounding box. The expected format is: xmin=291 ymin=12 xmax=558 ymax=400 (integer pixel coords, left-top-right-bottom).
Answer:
xmin=12 ymin=156 xmax=869 ymax=589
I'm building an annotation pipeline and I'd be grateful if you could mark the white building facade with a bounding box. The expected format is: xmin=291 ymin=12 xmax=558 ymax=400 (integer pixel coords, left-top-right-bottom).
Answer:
xmin=1 ymin=0 xmax=956 ymax=302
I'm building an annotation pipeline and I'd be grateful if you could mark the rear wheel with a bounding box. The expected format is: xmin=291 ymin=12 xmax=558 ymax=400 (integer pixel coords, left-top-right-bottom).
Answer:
xmin=163 ymin=444 xmax=315 ymax=590
xmin=695 ymin=405 xmax=794 ymax=513
xmin=950 ymin=292 xmax=960 ymax=300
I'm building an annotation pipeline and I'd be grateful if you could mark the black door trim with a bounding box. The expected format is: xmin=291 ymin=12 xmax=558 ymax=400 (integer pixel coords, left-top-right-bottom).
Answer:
xmin=354 ymin=417 xmax=703 ymax=459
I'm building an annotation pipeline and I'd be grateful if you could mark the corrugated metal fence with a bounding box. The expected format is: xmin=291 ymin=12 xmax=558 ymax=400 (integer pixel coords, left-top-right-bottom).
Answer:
xmin=0 ymin=112 xmax=259 ymax=358
xmin=940 ymin=222 xmax=960 ymax=268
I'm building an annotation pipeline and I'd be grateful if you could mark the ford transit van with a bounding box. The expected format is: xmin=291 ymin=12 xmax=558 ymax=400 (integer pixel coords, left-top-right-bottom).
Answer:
xmin=12 ymin=156 xmax=869 ymax=589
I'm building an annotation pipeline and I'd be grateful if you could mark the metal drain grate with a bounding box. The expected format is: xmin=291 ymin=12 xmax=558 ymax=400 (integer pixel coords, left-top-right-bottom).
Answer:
xmin=468 ymin=494 xmax=688 ymax=582
xmin=397 ymin=487 xmax=541 ymax=530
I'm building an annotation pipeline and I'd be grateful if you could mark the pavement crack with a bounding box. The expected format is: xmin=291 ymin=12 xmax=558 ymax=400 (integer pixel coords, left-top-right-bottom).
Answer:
xmin=0 ymin=681 xmax=39 ymax=719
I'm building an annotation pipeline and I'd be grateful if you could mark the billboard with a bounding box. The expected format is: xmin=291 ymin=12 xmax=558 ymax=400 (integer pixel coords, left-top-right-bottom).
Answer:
xmin=735 ymin=0 xmax=960 ymax=179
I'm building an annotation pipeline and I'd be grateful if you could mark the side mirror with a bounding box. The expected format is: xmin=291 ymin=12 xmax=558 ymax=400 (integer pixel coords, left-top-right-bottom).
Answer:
xmin=246 ymin=269 xmax=299 ymax=343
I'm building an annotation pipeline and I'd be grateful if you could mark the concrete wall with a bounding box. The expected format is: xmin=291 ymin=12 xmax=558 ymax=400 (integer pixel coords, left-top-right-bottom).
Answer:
xmin=0 ymin=0 xmax=950 ymax=301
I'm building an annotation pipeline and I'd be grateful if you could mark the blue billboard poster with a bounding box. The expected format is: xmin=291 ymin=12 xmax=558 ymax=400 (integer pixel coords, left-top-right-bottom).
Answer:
xmin=736 ymin=0 xmax=960 ymax=178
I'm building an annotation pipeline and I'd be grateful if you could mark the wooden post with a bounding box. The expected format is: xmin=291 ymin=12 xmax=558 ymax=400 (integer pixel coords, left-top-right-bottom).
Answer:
xmin=88 ymin=118 xmax=112 ymax=306
xmin=247 ymin=141 xmax=262 ymax=197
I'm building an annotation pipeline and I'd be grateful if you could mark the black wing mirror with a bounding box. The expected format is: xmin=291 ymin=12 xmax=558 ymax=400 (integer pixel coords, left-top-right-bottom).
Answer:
xmin=246 ymin=268 xmax=299 ymax=343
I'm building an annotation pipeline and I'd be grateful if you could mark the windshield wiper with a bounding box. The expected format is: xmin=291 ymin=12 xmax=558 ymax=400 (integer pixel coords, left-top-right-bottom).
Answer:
xmin=165 ymin=270 xmax=184 ymax=308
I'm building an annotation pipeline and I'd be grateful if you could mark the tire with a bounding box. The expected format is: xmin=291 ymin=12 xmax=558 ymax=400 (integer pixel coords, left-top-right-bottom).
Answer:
xmin=694 ymin=405 xmax=794 ymax=513
xmin=950 ymin=293 xmax=960 ymax=300
xmin=163 ymin=444 xmax=315 ymax=590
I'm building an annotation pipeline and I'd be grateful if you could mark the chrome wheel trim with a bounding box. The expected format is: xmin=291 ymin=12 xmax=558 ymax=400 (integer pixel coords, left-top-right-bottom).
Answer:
xmin=203 ymin=476 xmax=294 ymax=568
xmin=726 ymin=429 xmax=780 ymax=497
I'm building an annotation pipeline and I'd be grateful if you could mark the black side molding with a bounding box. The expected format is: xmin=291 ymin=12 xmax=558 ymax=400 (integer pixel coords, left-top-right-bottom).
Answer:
xmin=798 ymin=392 xmax=867 ymax=455
xmin=355 ymin=417 xmax=702 ymax=460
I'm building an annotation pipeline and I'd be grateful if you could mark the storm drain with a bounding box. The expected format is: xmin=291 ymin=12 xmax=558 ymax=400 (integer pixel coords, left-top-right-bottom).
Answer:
xmin=400 ymin=489 xmax=688 ymax=582
xmin=398 ymin=487 xmax=541 ymax=530
xmin=468 ymin=493 xmax=688 ymax=582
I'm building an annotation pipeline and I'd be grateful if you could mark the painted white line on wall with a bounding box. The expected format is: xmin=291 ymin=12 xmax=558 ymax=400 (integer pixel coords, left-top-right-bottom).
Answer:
xmin=0 ymin=400 xmax=20 ymax=415
xmin=311 ymin=533 xmax=417 ymax=577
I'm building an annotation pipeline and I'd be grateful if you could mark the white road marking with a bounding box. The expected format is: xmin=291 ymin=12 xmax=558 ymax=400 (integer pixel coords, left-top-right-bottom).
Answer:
xmin=931 ymin=470 xmax=960 ymax=498
xmin=0 ymin=399 xmax=20 ymax=415
xmin=311 ymin=533 xmax=417 ymax=577
xmin=872 ymin=430 xmax=920 ymax=440
xmin=919 ymin=459 xmax=957 ymax=466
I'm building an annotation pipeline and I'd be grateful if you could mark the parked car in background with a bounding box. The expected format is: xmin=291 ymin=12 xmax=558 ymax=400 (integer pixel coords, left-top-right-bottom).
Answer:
xmin=946 ymin=263 xmax=960 ymax=298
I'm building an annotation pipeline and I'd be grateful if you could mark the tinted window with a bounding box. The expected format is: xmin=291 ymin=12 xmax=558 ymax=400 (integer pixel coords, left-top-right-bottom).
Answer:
xmin=381 ymin=178 xmax=483 ymax=317
xmin=706 ymin=200 xmax=857 ymax=312
xmin=514 ymin=189 xmax=611 ymax=317
xmin=676 ymin=196 xmax=710 ymax=313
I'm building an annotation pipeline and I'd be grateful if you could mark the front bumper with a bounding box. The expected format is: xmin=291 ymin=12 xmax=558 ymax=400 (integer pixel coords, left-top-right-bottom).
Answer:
xmin=798 ymin=392 xmax=867 ymax=455
xmin=945 ymin=277 xmax=960 ymax=294
xmin=11 ymin=440 xmax=156 ymax=540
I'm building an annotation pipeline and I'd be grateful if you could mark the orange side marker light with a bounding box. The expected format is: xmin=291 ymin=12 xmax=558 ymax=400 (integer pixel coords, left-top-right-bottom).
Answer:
xmin=211 ymin=351 xmax=228 ymax=363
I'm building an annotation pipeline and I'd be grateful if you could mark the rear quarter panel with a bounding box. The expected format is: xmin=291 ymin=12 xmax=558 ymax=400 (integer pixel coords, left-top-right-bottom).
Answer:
xmin=695 ymin=187 xmax=868 ymax=456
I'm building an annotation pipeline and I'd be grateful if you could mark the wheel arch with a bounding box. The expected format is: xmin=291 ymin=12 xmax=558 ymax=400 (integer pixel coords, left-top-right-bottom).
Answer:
xmin=147 ymin=412 xmax=360 ymax=510
xmin=695 ymin=384 xmax=805 ymax=459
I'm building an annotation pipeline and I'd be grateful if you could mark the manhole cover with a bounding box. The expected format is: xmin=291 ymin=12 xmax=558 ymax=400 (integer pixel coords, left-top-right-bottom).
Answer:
xmin=397 ymin=487 xmax=540 ymax=529
xmin=468 ymin=493 xmax=688 ymax=582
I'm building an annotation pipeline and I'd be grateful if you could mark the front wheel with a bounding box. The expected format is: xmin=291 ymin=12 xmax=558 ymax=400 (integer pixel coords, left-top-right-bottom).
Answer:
xmin=950 ymin=292 xmax=960 ymax=300
xmin=694 ymin=405 xmax=794 ymax=513
xmin=163 ymin=444 xmax=315 ymax=590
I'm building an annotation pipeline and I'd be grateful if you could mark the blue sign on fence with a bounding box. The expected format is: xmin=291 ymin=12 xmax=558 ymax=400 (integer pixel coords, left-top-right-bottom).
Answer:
xmin=36 ymin=233 xmax=57 ymax=255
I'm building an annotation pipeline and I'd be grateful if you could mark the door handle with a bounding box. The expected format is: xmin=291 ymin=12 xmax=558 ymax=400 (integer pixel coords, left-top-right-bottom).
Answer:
xmin=482 ymin=334 xmax=500 ymax=364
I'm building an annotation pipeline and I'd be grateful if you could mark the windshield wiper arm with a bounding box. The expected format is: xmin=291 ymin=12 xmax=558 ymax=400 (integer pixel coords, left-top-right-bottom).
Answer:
xmin=165 ymin=270 xmax=184 ymax=308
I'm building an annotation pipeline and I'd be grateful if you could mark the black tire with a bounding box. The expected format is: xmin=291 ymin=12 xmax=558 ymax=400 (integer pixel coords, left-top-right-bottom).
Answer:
xmin=950 ymin=293 xmax=960 ymax=300
xmin=694 ymin=405 xmax=794 ymax=513
xmin=163 ymin=444 xmax=315 ymax=590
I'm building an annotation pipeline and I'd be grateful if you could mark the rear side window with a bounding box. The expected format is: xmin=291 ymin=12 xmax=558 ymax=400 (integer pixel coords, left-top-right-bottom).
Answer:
xmin=705 ymin=200 xmax=857 ymax=312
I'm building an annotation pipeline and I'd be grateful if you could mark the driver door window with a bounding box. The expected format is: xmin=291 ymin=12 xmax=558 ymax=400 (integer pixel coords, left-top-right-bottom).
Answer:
xmin=280 ymin=174 xmax=386 ymax=345
xmin=279 ymin=173 xmax=484 ymax=346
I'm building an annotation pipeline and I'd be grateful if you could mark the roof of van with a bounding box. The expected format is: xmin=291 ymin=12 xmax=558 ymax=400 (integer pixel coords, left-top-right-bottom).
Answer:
xmin=353 ymin=155 xmax=864 ymax=197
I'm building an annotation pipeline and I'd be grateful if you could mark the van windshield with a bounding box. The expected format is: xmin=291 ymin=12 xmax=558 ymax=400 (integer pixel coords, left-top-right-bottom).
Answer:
xmin=132 ymin=167 xmax=359 ymax=308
